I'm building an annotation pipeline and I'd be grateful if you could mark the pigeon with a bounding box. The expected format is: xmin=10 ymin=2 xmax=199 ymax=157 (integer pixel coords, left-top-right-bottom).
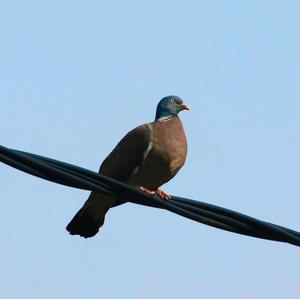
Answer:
xmin=66 ymin=95 xmax=189 ymax=237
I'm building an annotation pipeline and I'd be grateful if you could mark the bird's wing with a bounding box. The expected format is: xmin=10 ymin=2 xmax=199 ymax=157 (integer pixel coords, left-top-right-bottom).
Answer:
xmin=99 ymin=123 xmax=152 ymax=182
xmin=66 ymin=124 xmax=152 ymax=238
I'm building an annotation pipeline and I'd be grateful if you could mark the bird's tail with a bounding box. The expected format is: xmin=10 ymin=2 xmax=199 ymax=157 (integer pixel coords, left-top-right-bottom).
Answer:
xmin=66 ymin=193 xmax=114 ymax=238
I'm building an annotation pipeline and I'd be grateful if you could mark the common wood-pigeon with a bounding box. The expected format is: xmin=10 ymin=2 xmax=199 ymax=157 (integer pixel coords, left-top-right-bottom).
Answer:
xmin=66 ymin=96 xmax=189 ymax=237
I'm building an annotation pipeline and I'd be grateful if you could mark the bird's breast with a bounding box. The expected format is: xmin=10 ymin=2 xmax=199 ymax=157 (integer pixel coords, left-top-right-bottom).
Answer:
xmin=129 ymin=116 xmax=187 ymax=190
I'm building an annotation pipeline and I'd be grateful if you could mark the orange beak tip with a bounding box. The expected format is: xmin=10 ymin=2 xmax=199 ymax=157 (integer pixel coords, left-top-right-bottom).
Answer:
xmin=181 ymin=104 xmax=190 ymax=111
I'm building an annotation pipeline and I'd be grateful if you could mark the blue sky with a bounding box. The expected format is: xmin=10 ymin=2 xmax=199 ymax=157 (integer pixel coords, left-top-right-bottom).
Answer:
xmin=1 ymin=1 xmax=300 ymax=298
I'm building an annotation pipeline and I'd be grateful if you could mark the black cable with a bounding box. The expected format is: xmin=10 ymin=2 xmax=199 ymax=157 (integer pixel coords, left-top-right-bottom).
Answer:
xmin=0 ymin=145 xmax=299 ymax=247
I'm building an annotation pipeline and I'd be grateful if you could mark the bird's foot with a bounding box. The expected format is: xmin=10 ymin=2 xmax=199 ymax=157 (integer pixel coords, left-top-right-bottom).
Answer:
xmin=139 ymin=186 xmax=171 ymax=201
xmin=139 ymin=186 xmax=156 ymax=196
xmin=156 ymin=188 xmax=171 ymax=200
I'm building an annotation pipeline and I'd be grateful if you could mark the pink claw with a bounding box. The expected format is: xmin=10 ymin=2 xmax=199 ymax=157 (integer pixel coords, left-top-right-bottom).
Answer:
xmin=139 ymin=186 xmax=171 ymax=201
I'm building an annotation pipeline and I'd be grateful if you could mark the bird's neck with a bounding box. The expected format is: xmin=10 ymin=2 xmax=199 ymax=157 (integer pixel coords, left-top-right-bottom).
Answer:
xmin=154 ymin=115 xmax=183 ymax=131
xmin=155 ymin=108 xmax=177 ymax=121
xmin=156 ymin=115 xmax=175 ymax=122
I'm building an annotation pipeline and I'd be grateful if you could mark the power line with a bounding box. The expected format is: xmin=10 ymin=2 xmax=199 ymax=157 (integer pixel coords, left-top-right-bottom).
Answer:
xmin=1 ymin=145 xmax=299 ymax=247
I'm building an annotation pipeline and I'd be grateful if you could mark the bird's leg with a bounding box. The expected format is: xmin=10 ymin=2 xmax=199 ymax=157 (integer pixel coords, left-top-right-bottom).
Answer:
xmin=139 ymin=186 xmax=171 ymax=201
xmin=139 ymin=186 xmax=156 ymax=196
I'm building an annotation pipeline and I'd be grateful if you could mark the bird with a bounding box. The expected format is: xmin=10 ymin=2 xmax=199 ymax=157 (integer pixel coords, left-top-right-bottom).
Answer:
xmin=66 ymin=95 xmax=189 ymax=238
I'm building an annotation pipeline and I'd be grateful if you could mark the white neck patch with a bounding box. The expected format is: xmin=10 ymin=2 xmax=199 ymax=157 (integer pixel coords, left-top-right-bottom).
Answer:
xmin=157 ymin=115 xmax=174 ymax=122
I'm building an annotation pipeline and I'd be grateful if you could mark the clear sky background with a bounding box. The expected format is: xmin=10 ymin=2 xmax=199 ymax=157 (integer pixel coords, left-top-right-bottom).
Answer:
xmin=0 ymin=1 xmax=299 ymax=298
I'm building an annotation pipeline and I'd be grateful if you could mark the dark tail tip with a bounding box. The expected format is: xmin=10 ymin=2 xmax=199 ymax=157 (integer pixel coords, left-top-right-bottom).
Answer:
xmin=66 ymin=212 xmax=105 ymax=238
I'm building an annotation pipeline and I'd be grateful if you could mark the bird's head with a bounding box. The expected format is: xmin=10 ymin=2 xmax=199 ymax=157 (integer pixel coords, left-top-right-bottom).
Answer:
xmin=155 ymin=96 xmax=190 ymax=121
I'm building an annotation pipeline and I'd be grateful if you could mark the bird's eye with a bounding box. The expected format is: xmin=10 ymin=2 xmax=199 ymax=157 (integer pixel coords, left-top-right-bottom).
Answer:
xmin=170 ymin=99 xmax=174 ymax=104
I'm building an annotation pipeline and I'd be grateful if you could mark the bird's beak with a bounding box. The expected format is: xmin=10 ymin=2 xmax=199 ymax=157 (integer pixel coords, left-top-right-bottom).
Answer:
xmin=180 ymin=104 xmax=190 ymax=111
